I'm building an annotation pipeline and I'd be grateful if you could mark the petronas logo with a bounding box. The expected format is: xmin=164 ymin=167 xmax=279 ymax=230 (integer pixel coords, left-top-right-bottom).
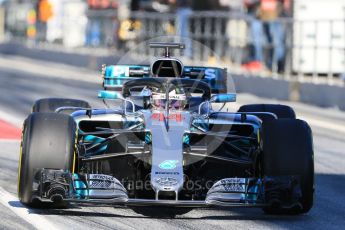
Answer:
xmin=159 ymin=160 xmax=178 ymax=170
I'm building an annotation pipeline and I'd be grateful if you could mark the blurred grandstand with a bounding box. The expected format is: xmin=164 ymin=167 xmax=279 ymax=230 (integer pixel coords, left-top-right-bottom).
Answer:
xmin=0 ymin=0 xmax=344 ymax=86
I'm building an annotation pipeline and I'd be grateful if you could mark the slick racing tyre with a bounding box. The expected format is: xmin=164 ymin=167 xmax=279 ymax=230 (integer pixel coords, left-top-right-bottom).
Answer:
xmin=238 ymin=104 xmax=296 ymax=123
xmin=32 ymin=98 xmax=90 ymax=114
xmin=18 ymin=113 xmax=77 ymax=207
xmin=262 ymin=119 xmax=314 ymax=215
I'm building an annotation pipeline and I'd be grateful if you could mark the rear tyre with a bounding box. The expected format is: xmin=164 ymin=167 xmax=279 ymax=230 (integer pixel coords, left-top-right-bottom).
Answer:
xmin=18 ymin=113 xmax=77 ymax=207
xmin=262 ymin=119 xmax=314 ymax=215
xmin=32 ymin=98 xmax=90 ymax=114
xmin=238 ymin=104 xmax=295 ymax=122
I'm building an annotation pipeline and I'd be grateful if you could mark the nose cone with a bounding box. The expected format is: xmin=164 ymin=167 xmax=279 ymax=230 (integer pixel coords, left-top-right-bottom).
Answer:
xmin=143 ymin=110 xmax=191 ymax=198
xmin=151 ymin=159 xmax=184 ymax=194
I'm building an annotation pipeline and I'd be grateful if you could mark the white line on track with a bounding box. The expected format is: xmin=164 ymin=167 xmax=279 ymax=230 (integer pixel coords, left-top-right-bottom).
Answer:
xmin=0 ymin=187 xmax=59 ymax=230
xmin=0 ymin=139 xmax=21 ymax=143
xmin=298 ymin=115 xmax=345 ymax=134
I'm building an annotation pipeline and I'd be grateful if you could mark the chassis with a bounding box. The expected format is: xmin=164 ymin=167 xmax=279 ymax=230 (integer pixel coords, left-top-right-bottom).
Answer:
xmin=18 ymin=43 xmax=314 ymax=215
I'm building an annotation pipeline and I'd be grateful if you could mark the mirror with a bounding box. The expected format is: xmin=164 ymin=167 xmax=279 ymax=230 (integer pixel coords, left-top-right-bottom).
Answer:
xmin=210 ymin=93 xmax=236 ymax=103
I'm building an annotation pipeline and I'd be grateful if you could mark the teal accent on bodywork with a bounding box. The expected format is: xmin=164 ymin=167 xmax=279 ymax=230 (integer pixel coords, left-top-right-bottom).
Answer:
xmin=124 ymin=120 xmax=144 ymax=129
xmin=245 ymin=180 xmax=260 ymax=201
xmin=105 ymin=65 xmax=150 ymax=78
xmin=78 ymin=118 xmax=145 ymax=157
xmin=191 ymin=119 xmax=209 ymax=132
xmin=211 ymin=93 xmax=236 ymax=103
xmin=84 ymin=135 xmax=107 ymax=155
xmin=145 ymin=133 xmax=152 ymax=144
xmin=84 ymin=135 xmax=105 ymax=144
xmin=98 ymin=90 xmax=122 ymax=100
xmin=183 ymin=135 xmax=190 ymax=145
xmin=237 ymin=178 xmax=260 ymax=202
xmin=104 ymin=78 xmax=127 ymax=88
xmin=105 ymin=65 xmax=129 ymax=78
xmin=73 ymin=173 xmax=88 ymax=198
xmin=190 ymin=115 xmax=261 ymax=149
xmin=159 ymin=160 xmax=179 ymax=170
xmin=103 ymin=65 xmax=227 ymax=93
xmin=104 ymin=65 xmax=150 ymax=87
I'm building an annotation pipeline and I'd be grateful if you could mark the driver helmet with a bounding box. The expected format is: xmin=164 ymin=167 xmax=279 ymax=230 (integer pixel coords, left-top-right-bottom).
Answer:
xmin=152 ymin=89 xmax=187 ymax=109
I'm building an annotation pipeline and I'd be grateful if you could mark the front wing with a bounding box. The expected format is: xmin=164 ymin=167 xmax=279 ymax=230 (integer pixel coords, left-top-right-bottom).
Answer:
xmin=34 ymin=169 xmax=302 ymax=209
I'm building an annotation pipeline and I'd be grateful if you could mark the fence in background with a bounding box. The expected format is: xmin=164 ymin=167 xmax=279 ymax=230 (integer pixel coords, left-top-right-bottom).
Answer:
xmin=3 ymin=6 xmax=345 ymax=86
xmin=115 ymin=11 xmax=345 ymax=86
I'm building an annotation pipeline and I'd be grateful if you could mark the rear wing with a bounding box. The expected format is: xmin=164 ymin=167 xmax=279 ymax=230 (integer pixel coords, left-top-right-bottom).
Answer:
xmin=102 ymin=65 xmax=227 ymax=93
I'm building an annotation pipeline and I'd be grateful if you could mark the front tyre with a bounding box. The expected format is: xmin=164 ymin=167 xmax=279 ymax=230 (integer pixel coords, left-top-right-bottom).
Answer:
xmin=262 ymin=119 xmax=314 ymax=215
xmin=18 ymin=113 xmax=77 ymax=207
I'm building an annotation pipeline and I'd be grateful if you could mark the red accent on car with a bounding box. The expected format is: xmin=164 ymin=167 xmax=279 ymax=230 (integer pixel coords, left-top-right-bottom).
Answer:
xmin=151 ymin=113 xmax=183 ymax=122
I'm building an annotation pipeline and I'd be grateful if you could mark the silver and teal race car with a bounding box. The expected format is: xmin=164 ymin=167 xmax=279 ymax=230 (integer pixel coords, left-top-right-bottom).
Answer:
xmin=18 ymin=43 xmax=314 ymax=215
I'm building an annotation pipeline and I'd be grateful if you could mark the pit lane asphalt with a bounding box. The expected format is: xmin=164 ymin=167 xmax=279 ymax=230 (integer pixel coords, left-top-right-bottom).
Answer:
xmin=0 ymin=55 xmax=345 ymax=230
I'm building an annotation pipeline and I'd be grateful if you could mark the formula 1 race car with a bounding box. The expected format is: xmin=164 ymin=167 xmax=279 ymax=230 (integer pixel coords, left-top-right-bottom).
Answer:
xmin=18 ymin=43 xmax=314 ymax=215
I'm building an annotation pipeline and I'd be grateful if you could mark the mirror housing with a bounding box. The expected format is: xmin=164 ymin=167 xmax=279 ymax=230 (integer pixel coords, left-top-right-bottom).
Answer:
xmin=210 ymin=93 xmax=236 ymax=103
xmin=98 ymin=90 xmax=123 ymax=100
